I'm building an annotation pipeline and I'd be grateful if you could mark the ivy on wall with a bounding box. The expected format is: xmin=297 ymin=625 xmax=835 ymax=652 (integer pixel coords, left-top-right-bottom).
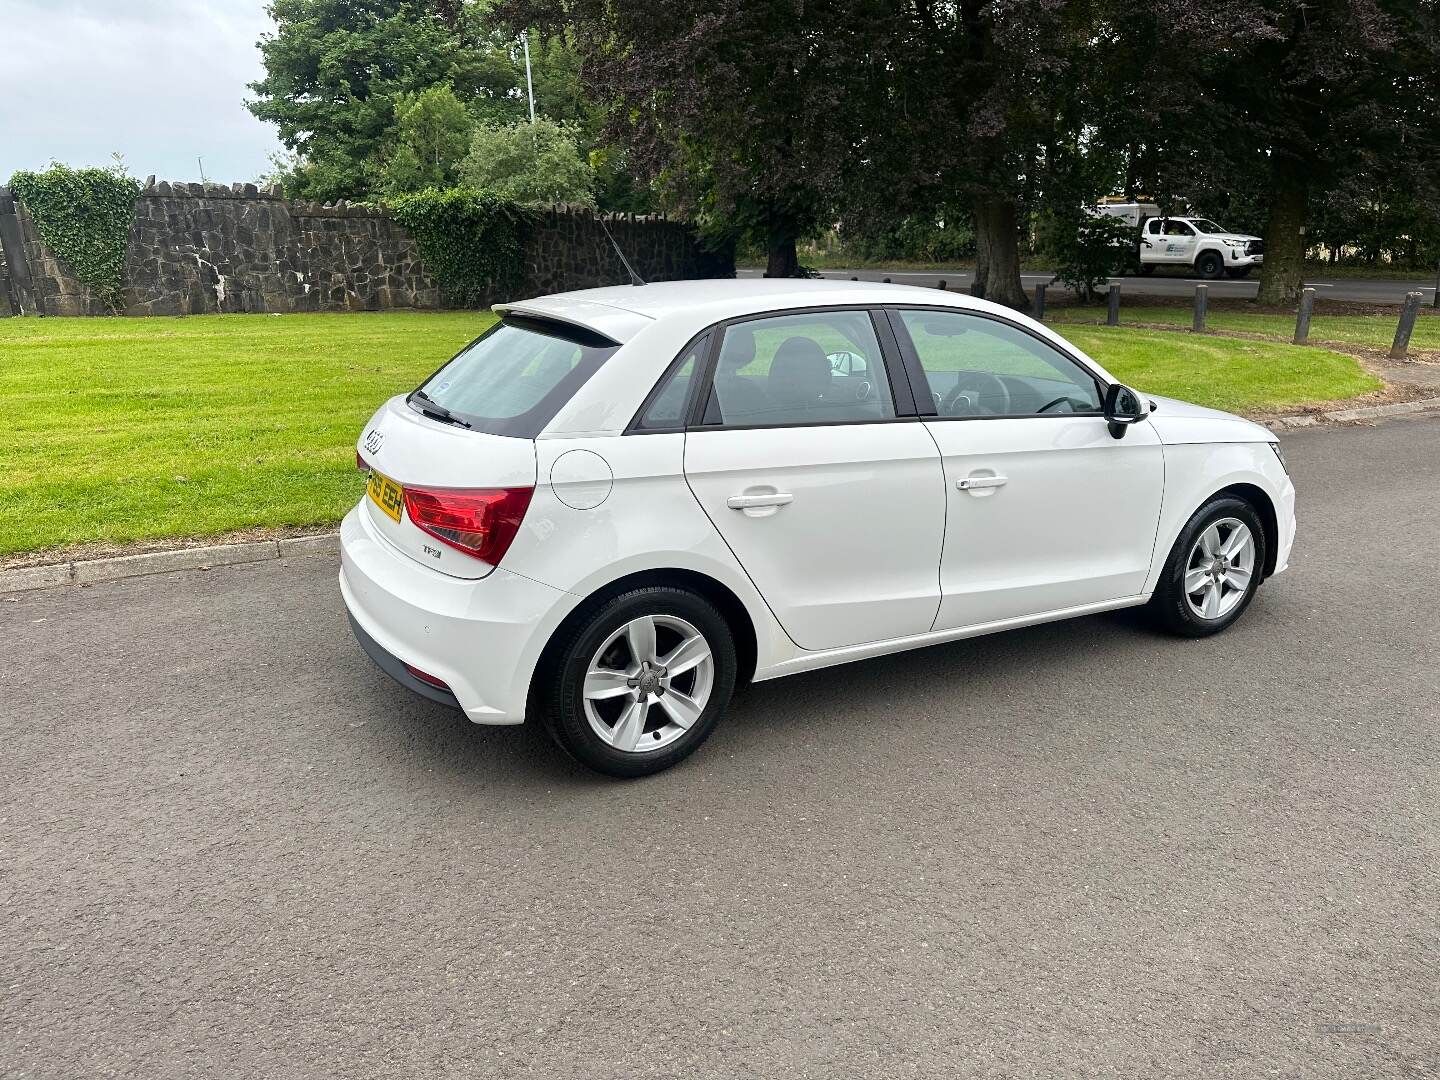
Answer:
xmin=9 ymin=164 xmax=141 ymax=308
xmin=385 ymin=188 xmax=534 ymax=307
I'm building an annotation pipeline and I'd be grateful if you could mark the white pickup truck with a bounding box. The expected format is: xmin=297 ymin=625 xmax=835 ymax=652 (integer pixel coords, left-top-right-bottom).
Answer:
xmin=1093 ymin=202 xmax=1265 ymax=279
xmin=1139 ymin=216 xmax=1265 ymax=279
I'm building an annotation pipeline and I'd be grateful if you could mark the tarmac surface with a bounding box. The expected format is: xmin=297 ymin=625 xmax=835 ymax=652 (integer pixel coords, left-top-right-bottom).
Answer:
xmin=4 ymin=416 xmax=1438 ymax=1078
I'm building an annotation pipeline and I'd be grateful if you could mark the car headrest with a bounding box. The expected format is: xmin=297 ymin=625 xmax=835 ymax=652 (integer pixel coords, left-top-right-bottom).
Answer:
xmin=717 ymin=326 xmax=756 ymax=374
xmin=768 ymin=337 xmax=830 ymax=405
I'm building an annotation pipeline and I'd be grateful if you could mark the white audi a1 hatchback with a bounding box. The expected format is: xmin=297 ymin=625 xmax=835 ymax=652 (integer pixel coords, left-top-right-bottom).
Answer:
xmin=341 ymin=279 xmax=1295 ymax=776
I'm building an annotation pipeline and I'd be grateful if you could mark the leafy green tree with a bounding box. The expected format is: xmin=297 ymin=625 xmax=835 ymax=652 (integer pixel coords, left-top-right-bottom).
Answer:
xmin=1086 ymin=0 xmax=1440 ymax=304
xmin=458 ymin=117 xmax=596 ymax=205
xmin=379 ymin=85 xmax=474 ymax=194
xmin=499 ymin=0 xmax=889 ymax=276
xmin=1040 ymin=214 xmax=1137 ymax=303
xmin=249 ymin=0 xmax=470 ymax=198
xmin=831 ymin=0 xmax=1098 ymax=310
xmin=249 ymin=0 xmax=599 ymax=200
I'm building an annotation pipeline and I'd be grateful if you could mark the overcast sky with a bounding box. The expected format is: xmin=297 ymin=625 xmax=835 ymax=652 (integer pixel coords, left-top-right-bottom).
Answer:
xmin=0 ymin=0 xmax=282 ymax=184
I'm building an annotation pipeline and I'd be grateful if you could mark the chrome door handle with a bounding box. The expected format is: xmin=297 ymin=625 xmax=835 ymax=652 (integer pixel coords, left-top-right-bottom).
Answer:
xmin=727 ymin=493 xmax=794 ymax=509
xmin=956 ymin=476 xmax=1007 ymax=490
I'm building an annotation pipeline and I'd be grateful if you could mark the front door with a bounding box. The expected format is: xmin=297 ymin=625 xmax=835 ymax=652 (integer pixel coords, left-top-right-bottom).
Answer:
xmin=1159 ymin=219 xmax=1198 ymax=265
xmin=682 ymin=308 xmax=945 ymax=651
xmin=887 ymin=307 xmax=1165 ymax=630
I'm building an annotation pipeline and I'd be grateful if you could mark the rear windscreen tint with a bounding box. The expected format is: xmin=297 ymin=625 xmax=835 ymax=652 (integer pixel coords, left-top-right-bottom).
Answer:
xmin=411 ymin=316 xmax=620 ymax=438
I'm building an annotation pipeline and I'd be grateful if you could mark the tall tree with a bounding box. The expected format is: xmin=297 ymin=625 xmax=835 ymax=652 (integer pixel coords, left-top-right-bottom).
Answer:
xmin=1242 ymin=0 xmax=1440 ymax=303
xmin=1087 ymin=0 xmax=1440 ymax=304
xmin=378 ymin=85 xmax=474 ymax=194
xmin=499 ymin=0 xmax=892 ymax=276
xmin=841 ymin=0 xmax=1095 ymax=310
xmin=248 ymin=0 xmax=595 ymax=199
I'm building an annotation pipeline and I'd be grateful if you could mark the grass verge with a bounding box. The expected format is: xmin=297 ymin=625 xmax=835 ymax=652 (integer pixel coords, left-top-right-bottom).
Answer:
xmin=0 ymin=311 xmax=1380 ymax=558
xmin=1048 ymin=302 xmax=1440 ymax=352
xmin=1061 ymin=327 xmax=1380 ymax=414
xmin=1 ymin=312 xmax=496 ymax=558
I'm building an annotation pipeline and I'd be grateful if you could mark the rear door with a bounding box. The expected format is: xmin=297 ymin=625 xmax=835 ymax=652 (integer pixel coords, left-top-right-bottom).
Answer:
xmin=888 ymin=307 xmax=1165 ymax=629
xmin=681 ymin=307 xmax=945 ymax=652
xmin=1141 ymin=218 xmax=1164 ymax=262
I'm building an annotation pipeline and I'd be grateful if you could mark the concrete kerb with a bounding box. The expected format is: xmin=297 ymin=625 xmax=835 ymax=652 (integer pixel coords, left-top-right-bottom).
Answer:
xmin=1269 ymin=396 xmax=1440 ymax=429
xmin=1 ymin=533 xmax=341 ymax=595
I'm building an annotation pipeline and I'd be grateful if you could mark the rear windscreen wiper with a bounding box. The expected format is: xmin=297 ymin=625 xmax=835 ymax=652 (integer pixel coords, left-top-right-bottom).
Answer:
xmin=409 ymin=390 xmax=472 ymax=429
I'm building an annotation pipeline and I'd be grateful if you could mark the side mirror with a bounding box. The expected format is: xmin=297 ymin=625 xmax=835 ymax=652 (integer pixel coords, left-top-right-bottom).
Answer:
xmin=1103 ymin=383 xmax=1150 ymax=439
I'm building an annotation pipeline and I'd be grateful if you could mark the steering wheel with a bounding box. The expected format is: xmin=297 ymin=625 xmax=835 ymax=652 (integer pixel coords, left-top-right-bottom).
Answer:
xmin=1036 ymin=394 xmax=1091 ymax=414
xmin=941 ymin=371 xmax=1011 ymax=416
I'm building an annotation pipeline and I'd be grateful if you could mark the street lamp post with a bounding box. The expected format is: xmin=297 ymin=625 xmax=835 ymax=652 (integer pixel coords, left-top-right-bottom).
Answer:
xmin=522 ymin=32 xmax=537 ymax=125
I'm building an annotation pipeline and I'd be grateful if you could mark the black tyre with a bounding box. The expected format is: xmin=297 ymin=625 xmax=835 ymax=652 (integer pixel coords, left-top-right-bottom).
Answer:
xmin=1195 ymin=251 xmax=1225 ymax=280
xmin=1148 ymin=495 xmax=1268 ymax=637
xmin=536 ymin=587 xmax=737 ymax=777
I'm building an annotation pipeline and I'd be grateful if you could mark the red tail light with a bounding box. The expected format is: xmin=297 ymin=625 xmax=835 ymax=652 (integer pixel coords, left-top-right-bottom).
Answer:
xmin=356 ymin=451 xmax=369 ymax=471
xmin=402 ymin=486 xmax=533 ymax=565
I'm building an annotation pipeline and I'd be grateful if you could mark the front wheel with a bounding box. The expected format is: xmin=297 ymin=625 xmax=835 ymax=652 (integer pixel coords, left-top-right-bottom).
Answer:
xmin=1148 ymin=496 xmax=1267 ymax=637
xmin=1195 ymin=251 xmax=1225 ymax=280
xmin=536 ymin=587 xmax=737 ymax=777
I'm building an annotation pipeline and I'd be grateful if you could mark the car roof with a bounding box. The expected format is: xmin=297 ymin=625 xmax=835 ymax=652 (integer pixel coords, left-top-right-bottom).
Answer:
xmin=495 ymin=278 xmax=1000 ymax=343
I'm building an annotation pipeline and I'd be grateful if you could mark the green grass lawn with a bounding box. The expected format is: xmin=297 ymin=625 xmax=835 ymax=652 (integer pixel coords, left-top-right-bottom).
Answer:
xmin=0 ymin=311 xmax=1379 ymax=558
xmin=1062 ymin=326 xmax=1380 ymax=413
xmin=0 ymin=312 xmax=497 ymax=558
xmin=1048 ymin=303 xmax=1440 ymax=352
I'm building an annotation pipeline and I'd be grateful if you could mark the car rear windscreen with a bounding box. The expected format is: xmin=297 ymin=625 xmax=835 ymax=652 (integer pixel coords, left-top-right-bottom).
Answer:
xmin=411 ymin=316 xmax=620 ymax=438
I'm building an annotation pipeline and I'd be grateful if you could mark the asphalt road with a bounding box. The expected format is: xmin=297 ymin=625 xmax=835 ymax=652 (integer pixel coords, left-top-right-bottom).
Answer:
xmin=738 ymin=266 xmax=1440 ymax=305
xmin=5 ymin=418 xmax=1439 ymax=1079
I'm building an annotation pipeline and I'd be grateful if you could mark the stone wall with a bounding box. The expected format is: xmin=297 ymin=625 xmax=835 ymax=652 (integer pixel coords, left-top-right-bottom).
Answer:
xmin=0 ymin=180 xmax=732 ymax=318
xmin=525 ymin=205 xmax=733 ymax=295
xmin=0 ymin=233 xmax=12 ymax=317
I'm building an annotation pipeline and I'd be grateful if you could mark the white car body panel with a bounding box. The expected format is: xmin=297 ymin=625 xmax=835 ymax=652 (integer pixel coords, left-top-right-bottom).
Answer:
xmin=684 ymin=423 xmax=945 ymax=650
xmin=339 ymin=504 xmax=565 ymax=724
xmin=924 ymin=414 xmax=1165 ymax=629
xmin=340 ymin=280 xmax=1296 ymax=726
xmin=356 ymin=395 xmax=536 ymax=580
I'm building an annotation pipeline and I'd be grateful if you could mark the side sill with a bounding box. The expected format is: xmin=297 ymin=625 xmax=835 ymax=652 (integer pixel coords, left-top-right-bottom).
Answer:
xmin=752 ymin=594 xmax=1150 ymax=682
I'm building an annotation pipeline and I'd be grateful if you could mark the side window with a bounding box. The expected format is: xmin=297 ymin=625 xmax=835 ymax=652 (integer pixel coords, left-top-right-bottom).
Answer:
xmin=635 ymin=334 xmax=709 ymax=430
xmin=895 ymin=309 xmax=1102 ymax=417
xmin=1147 ymin=219 xmax=1163 ymax=235
xmin=704 ymin=310 xmax=896 ymax=427
xmin=1164 ymin=220 xmax=1194 ymax=236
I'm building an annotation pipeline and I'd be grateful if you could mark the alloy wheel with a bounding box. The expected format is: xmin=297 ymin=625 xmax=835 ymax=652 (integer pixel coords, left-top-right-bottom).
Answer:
xmin=582 ymin=615 xmax=715 ymax=753
xmin=1183 ymin=517 xmax=1255 ymax=620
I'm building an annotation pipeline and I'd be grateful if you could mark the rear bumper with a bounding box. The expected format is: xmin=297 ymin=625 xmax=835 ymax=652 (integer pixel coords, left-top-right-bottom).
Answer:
xmin=347 ymin=610 xmax=462 ymax=711
xmin=339 ymin=502 xmax=569 ymax=725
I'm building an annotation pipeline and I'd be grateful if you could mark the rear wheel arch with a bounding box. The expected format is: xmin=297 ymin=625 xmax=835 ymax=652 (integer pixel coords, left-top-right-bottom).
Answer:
xmin=530 ymin=568 xmax=758 ymax=707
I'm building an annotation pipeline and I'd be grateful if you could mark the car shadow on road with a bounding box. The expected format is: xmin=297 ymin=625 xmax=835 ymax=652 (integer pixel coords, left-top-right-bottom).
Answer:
xmin=346 ymin=607 xmax=1176 ymax=795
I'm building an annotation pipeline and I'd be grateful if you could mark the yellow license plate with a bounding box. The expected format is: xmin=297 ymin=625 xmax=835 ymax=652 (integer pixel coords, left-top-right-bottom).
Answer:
xmin=367 ymin=469 xmax=404 ymax=523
